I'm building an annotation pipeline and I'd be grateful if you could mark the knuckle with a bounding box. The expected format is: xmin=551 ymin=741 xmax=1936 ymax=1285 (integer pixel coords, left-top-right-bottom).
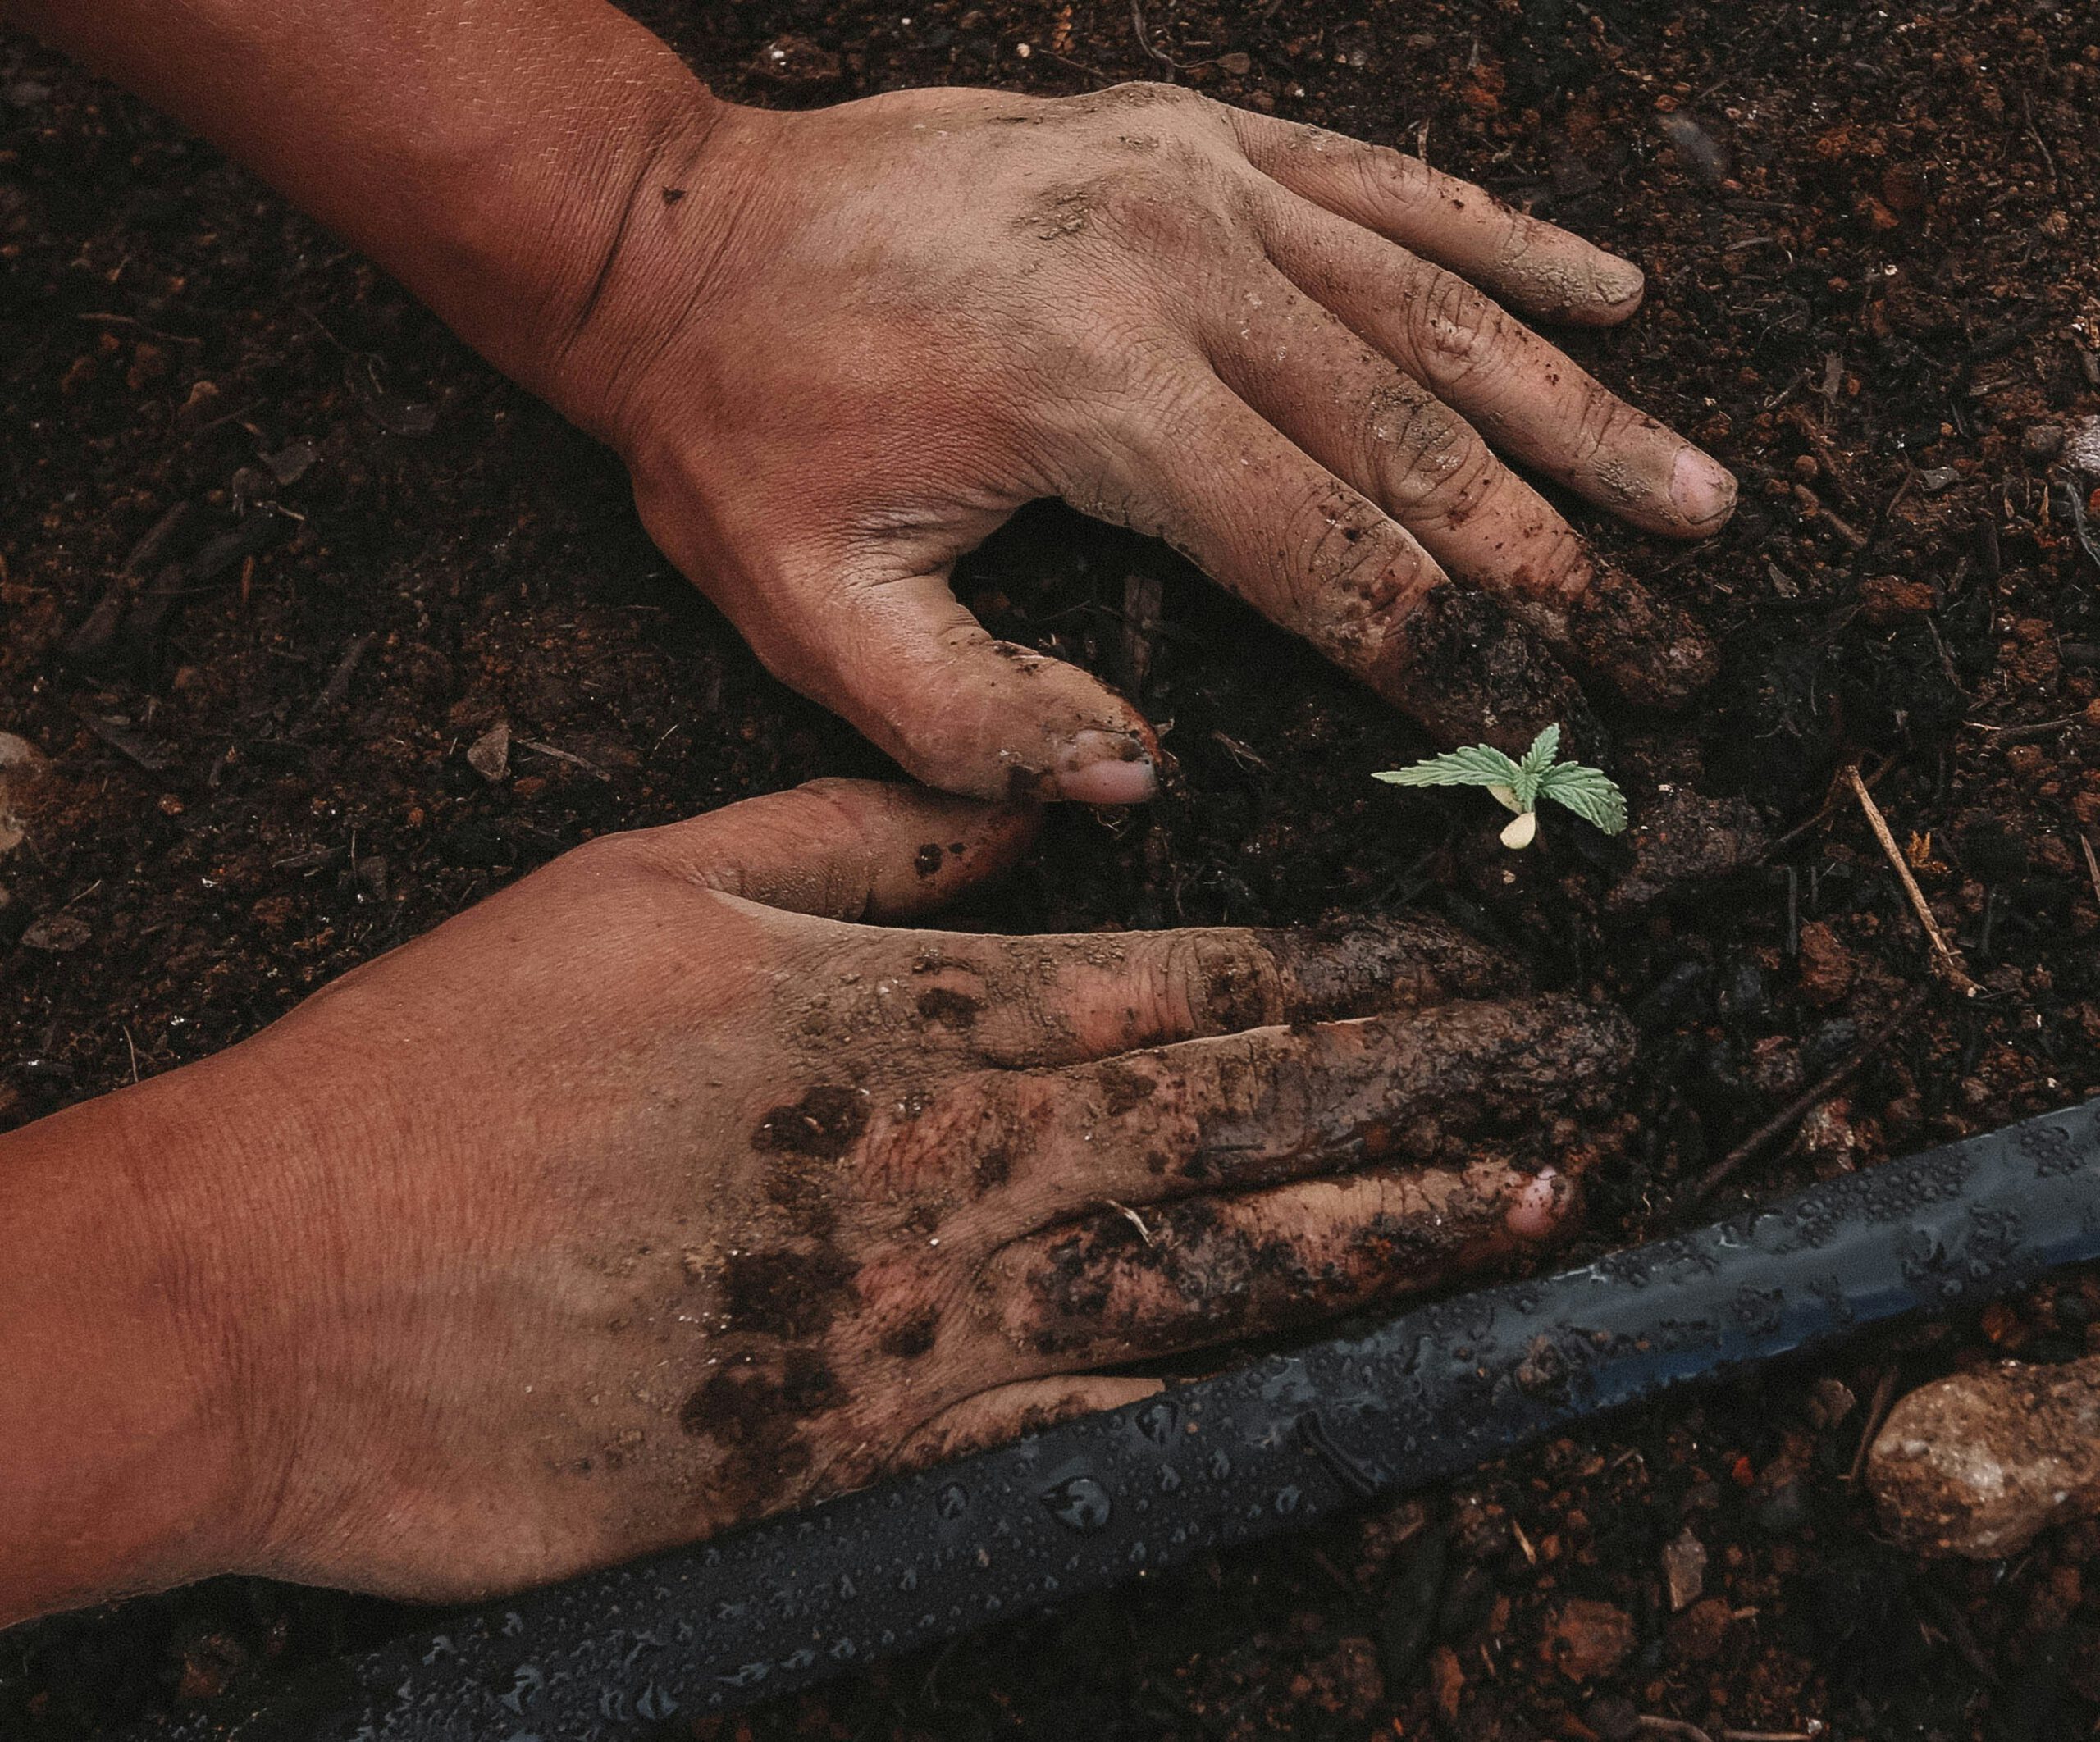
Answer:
xmin=1363 ymin=382 xmax=1485 ymax=518
xmin=1162 ymin=931 xmax=1285 ymax=1034
xmin=1569 ymin=385 xmax=1646 ymax=463
xmin=1410 ymin=271 xmax=1511 ymax=387
xmin=1352 ymin=140 xmax=1432 ymax=210
xmin=1288 ymin=482 xmax=1435 ymax=657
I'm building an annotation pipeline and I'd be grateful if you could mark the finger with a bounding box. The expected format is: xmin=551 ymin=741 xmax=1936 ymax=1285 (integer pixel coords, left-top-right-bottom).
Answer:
xmin=1254 ymin=193 xmax=1736 ymax=539
xmin=1206 ymin=264 xmax=1715 ymax=707
xmin=984 ymin=1156 xmax=1581 ymax=1366
xmin=1226 ymin=108 xmax=1646 ymax=328
xmin=889 ymin=1376 xmax=1163 ymax=1474
xmin=892 ymin=914 xmax=1524 ymax=1069
xmin=737 ymin=550 xmax=1157 ymax=805
xmin=1072 ymin=367 xmax=1596 ymax=752
xmin=623 ymin=777 xmax=1036 ymax=921
xmin=941 ymin=994 xmax=1633 ymax=1217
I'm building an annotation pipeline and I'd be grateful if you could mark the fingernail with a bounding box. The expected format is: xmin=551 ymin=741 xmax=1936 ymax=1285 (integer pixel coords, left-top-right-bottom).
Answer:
xmin=1595 ymin=258 xmax=1645 ymax=308
xmin=1669 ymin=448 xmax=1737 ymax=527
xmin=1505 ymin=1168 xmax=1565 ymax=1242
xmin=1055 ymin=732 xmax=1157 ymax=805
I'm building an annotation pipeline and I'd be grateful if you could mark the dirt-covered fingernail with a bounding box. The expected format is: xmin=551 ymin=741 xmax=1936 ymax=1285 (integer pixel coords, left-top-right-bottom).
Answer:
xmin=1504 ymin=1168 xmax=1568 ymax=1241
xmin=1054 ymin=731 xmax=1157 ymax=805
xmin=1593 ymin=257 xmax=1645 ymax=308
xmin=1669 ymin=448 xmax=1737 ymax=528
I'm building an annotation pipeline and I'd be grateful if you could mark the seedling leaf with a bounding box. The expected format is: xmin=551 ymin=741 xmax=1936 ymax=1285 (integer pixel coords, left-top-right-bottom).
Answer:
xmin=1512 ymin=723 xmax=1561 ymax=809
xmin=1372 ymin=744 xmax=1522 ymax=791
xmin=1374 ymin=722 xmax=1628 ymax=848
xmin=1536 ymin=762 xmax=1628 ymax=833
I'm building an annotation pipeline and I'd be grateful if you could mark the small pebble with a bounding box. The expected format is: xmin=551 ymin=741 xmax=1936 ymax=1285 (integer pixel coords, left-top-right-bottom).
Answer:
xmin=1806 ymin=1375 xmax=1857 ymax=1429
xmin=2023 ymin=423 xmax=2065 ymax=463
xmin=1869 ymin=1353 xmax=2100 ymax=1557
xmin=466 ymin=721 xmax=511 ymax=783
xmin=1540 ymin=1598 xmax=1636 ymax=1683
xmin=2068 ymin=416 xmax=2100 ymax=477
xmin=21 ymin=911 xmax=92 ymax=953
xmin=1918 ymin=466 xmax=1961 ymax=493
xmin=1662 ymin=1526 xmax=1707 ymax=1612
xmin=262 ymin=441 xmax=317 ymax=486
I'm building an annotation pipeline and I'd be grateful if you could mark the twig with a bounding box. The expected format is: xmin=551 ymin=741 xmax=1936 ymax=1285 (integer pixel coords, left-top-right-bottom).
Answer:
xmin=1130 ymin=0 xmax=1178 ymax=77
xmin=2080 ymin=833 xmax=2100 ymax=910
xmin=1962 ymin=712 xmax=2088 ymax=745
xmin=1722 ymin=1731 xmax=1823 ymax=1741
xmin=517 ymin=737 xmax=613 ymax=782
xmin=1764 ymin=753 xmax=1894 ymax=858
xmin=2020 ymin=92 xmax=2060 ymax=188
xmin=1104 ymin=1199 xmax=1154 ymax=1246
xmin=75 ymin=311 xmax=204 ymax=346
xmin=1843 ymin=764 xmax=1981 ymax=998
xmin=1847 ymin=1367 xmax=1898 ymax=1484
xmin=1694 ymin=987 xmax=1929 ymax=1202
xmin=1637 ymin=1718 xmax=1716 ymax=1742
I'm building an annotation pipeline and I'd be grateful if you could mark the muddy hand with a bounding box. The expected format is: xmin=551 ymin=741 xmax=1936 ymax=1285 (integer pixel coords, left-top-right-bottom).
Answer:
xmin=555 ymin=86 xmax=1735 ymax=796
xmin=25 ymin=0 xmax=1733 ymax=791
xmin=0 ymin=781 xmax=1631 ymax=1613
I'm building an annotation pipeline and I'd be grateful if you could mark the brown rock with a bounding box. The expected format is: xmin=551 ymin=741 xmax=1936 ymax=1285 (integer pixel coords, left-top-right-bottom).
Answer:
xmin=466 ymin=720 xmax=511 ymax=783
xmin=1430 ymin=1644 xmax=1466 ymax=1721
xmin=1297 ymin=1636 xmax=1384 ymax=1720
xmin=751 ymin=34 xmax=842 ymax=88
xmin=1796 ymin=921 xmax=1855 ymax=1007
xmin=1669 ymin=1596 xmax=1736 ymax=1664
xmin=2023 ymin=423 xmax=2066 ymax=463
xmin=1868 ymin=1353 xmax=2100 ymax=1558
xmin=1662 ymin=1527 xmax=1707 ymax=1612
xmin=1858 ymin=575 xmax=1938 ymax=623
xmin=0 ymin=731 xmax=46 ymax=862
xmin=1541 ymin=1598 xmax=1637 ymax=1683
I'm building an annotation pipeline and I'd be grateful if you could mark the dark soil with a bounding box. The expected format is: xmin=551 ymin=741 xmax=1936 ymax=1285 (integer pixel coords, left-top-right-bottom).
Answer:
xmin=6 ymin=0 xmax=2100 ymax=1736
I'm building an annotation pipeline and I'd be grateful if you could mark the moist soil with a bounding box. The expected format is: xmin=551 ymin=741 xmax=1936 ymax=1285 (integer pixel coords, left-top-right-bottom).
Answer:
xmin=5 ymin=0 xmax=2100 ymax=1736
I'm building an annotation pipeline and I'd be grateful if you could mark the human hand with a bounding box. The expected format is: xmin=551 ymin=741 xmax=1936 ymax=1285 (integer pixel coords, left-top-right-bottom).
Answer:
xmin=558 ymin=83 xmax=1737 ymax=801
xmin=0 ymin=780 xmax=1632 ymax=1612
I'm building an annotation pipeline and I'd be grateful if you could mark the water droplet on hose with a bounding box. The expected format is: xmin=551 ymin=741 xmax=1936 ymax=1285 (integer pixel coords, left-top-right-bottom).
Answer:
xmin=1135 ymin=1398 xmax=1179 ymax=1445
xmin=935 ymin=1482 xmax=969 ymax=1520
xmin=1041 ymin=1475 xmax=1113 ymax=1531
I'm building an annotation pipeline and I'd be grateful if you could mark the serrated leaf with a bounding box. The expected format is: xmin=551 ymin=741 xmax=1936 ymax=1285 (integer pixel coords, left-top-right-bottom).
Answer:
xmin=1511 ymin=723 xmax=1561 ymax=809
xmin=1536 ymin=762 xmax=1628 ymax=833
xmin=1372 ymin=744 xmax=1524 ymax=791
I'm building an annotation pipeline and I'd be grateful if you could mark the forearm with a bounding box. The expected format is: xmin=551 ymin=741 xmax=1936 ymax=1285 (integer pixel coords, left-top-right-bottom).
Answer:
xmin=0 ymin=1068 xmax=266 ymax=1626
xmin=3 ymin=0 xmax=719 ymax=428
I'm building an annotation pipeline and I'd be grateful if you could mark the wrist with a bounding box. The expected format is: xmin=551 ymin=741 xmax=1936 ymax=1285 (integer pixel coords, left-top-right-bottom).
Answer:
xmin=0 ymin=1060 xmax=281 ymax=1621
xmin=409 ymin=48 xmax=739 ymax=438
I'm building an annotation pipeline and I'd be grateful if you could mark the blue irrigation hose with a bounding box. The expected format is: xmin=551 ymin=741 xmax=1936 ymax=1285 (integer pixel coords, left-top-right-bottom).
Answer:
xmin=142 ymin=1097 xmax=2100 ymax=1741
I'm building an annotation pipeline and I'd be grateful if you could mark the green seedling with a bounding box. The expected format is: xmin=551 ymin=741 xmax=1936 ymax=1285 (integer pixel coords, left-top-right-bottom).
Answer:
xmin=1373 ymin=724 xmax=1627 ymax=850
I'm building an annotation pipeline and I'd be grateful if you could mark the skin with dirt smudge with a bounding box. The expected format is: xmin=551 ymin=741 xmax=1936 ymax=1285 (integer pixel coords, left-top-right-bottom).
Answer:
xmin=0 ymin=778 xmax=1633 ymax=1621
xmin=16 ymin=0 xmax=1735 ymax=798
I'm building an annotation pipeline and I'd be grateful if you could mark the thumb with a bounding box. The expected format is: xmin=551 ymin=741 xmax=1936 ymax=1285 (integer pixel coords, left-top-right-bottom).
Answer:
xmin=624 ymin=778 xmax=1039 ymax=923
xmin=748 ymin=559 xmax=1159 ymax=805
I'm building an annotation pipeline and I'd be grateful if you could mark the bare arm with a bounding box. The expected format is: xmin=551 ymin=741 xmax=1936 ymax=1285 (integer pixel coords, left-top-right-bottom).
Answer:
xmin=4 ymin=0 xmax=710 ymax=424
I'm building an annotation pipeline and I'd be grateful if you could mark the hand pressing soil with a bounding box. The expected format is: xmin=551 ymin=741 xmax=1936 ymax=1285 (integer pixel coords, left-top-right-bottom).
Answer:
xmin=0 ymin=779 xmax=1632 ymax=1622
xmin=17 ymin=0 xmax=1732 ymax=799
xmin=598 ymin=83 xmax=1734 ymax=794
